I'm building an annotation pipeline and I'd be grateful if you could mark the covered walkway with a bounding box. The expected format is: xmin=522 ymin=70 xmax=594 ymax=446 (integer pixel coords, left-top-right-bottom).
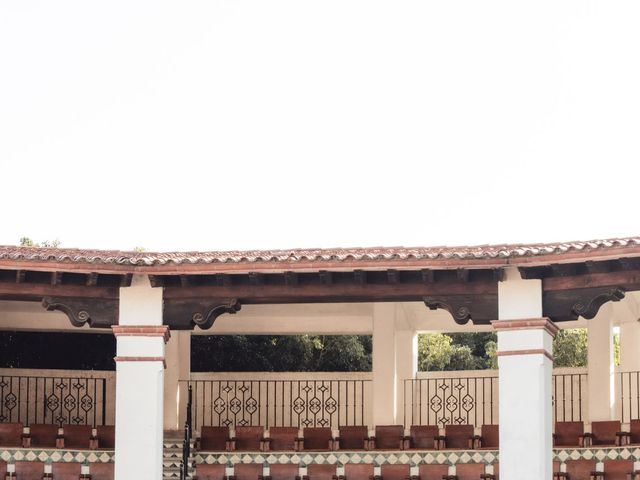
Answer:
xmin=1 ymin=237 xmax=640 ymax=479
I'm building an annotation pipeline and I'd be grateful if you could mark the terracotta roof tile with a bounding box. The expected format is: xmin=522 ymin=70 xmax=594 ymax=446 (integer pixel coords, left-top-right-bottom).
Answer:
xmin=0 ymin=237 xmax=639 ymax=272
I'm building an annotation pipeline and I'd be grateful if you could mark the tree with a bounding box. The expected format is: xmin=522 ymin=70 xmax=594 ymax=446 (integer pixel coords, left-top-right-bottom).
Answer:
xmin=19 ymin=237 xmax=61 ymax=247
xmin=191 ymin=335 xmax=372 ymax=372
xmin=485 ymin=340 xmax=498 ymax=369
xmin=418 ymin=333 xmax=485 ymax=371
xmin=553 ymin=329 xmax=588 ymax=367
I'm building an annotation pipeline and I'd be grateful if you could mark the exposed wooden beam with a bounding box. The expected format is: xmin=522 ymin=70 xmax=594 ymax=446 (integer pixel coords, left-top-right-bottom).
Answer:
xmin=456 ymin=269 xmax=469 ymax=282
xmin=120 ymin=274 xmax=133 ymax=287
xmin=86 ymin=272 xmax=99 ymax=286
xmin=0 ymin=282 xmax=119 ymax=300
xmin=15 ymin=270 xmax=25 ymax=283
xmin=354 ymin=270 xmax=367 ymax=285
xmin=216 ymin=274 xmax=231 ymax=287
xmin=543 ymin=287 xmax=626 ymax=321
xmin=424 ymin=294 xmax=498 ymax=325
xmin=585 ymin=261 xmax=611 ymax=275
xmin=550 ymin=264 xmax=579 ymax=277
xmin=50 ymin=272 xmax=62 ymax=286
xmin=163 ymin=279 xmax=498 ymax=303
xmin=542 ymin=270 xmax=640 ymax=292
xmin=421 ymin=269 xmax=434 ymax=283
xmin=319 ymin=270 xmax=333 ymax=285
xmin=492 ymin=269 xmax=504 ymax=282
xmin=284 ymin=271 xmax=298 ymax=286
xmin=248 ymin=272 xmax=264 ymax=286
xmin=387 ymin=270 xmax=400 ymax=284
xmin=179 ymin=275 xmax=192 ymax=288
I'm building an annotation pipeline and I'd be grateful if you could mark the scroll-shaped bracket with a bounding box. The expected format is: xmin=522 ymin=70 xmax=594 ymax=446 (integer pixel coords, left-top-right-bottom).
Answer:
xmin=423 ymin=294 xmax=498 ymax=325
xmin=573 ymin=287 xmax=625 ymax=319
xmin=42 ymin=296 xmax=119 ymax=328
xmin=164 ymin=298 xmax=242 ymax=330
xmin=543 ymin=286 xmax=626 ymax=321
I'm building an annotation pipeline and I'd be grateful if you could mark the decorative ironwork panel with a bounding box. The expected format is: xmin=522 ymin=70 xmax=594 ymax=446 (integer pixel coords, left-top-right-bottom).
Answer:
xmin=186 ymin=379 xmax=371 ymax=431
xmin=404 ymin=376 xmax=498 ymax=428
xmin=405 ymin=372 xmax=587 ymax=427
xmin=0 ymin=375 xmax=107 ymax=426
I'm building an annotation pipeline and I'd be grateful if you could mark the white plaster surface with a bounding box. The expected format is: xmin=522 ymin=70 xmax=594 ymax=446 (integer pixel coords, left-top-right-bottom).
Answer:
xmin=115 ymin=275 xmax=165 ymax=480
xmin=164 ymin=330 xmax=191 ymax=430
xmin=394 ymin=329 xmax=417 ymax=424
xmin=372 ymin=303 xmax=397 ymax=425
xmin=498 ymin=268 xmax=542 ymax=320
xmin=115 ymin=361 xmax=164 ymax=480
xmin=498 ymin=328 xmax=553 ymax=353
xmin=116 ymin=336 xmax=165 ymax=357
xmin=497 ymin=272 xmax=552 ymax=480
xmin=587 ymin=303 xmax=615 ymax=421
xmin=118 ymin=275 xmax=163 ymax=326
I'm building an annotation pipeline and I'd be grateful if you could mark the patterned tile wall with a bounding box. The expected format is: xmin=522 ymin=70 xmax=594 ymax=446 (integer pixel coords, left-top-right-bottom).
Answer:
xmin=193 ymin=447 xmax=640 ymax=467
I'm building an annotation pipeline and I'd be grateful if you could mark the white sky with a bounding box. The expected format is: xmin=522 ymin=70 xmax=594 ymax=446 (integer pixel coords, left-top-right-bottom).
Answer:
xmin=1 ymin=1 xmax=638 ymax=252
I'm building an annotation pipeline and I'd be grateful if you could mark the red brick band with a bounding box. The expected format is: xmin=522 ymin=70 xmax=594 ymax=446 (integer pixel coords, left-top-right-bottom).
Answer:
xmin=114 ymin=356 xmax=166 ymax=368
xmin=496 ymin=349 xmax=554 ymax=362
xmin=491 ymin=318 xmax=559 ymax=338
xmin=112 ymin=325 xmax=170 ymax=343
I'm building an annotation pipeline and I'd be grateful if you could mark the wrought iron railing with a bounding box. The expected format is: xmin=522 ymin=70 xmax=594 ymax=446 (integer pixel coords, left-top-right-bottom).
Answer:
xmin=183 ymin=379 xmax=371 ymax=431
xmin=404 ymin=371 xmax=588 ymax=427
xmin=180 ymin=385 xmax=193 ymax=480
xmin=403 ymin=375 xmax=498 ymax=428
xmin=618 ymin=371 xmax=640 ymax=423
xmin=552 ymin=372 xmax=587 ymax=423
xmin=0 ymin=375 xmax=107 ymax=426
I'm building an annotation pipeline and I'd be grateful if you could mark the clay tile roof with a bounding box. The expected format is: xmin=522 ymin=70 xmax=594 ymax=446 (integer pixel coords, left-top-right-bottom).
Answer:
xmin=0 ymin=237 xmax=639 ymax=273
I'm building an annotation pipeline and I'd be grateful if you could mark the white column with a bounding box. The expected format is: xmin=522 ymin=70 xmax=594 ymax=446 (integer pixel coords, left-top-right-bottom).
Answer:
xmin=619 ymin=301 xmax=640 ymax=372
xmin=494 ymin=268 xmax=554 ymax=480
xmin=587 ymin=302 xmax=615 ymax=422
xmin=395 ymin=329 xmax=417 ymax=425
xmin=164 ymin=330 xmax=191 ymax=431
xmin=372 ymin=303 xmax=397 ymax=426
xmin=114 ymin=275 xmax=166 ymax=480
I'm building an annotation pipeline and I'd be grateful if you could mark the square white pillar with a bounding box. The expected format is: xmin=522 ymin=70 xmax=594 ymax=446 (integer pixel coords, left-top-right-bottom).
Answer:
xmin=164 ymin=330 xmax=191 ymax=431
xmin=620 ymin=310 xmax=640 ymax=372
xmin=587 ymin=302 xmax=615 ymax=422
xmin=395 ymin=329 xmax=417 ymax=425
xmin=372 ymin=303 xmax=397 ymax=426
xmin=114 ymin=275 xmax=167 ymax=480
xmin=494 ymin=269 xmax=554 ymax=480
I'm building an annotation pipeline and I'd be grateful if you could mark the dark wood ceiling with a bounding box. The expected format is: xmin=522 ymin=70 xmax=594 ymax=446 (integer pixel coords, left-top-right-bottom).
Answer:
xmin=0 ymin=257 xmax=638 ymax=329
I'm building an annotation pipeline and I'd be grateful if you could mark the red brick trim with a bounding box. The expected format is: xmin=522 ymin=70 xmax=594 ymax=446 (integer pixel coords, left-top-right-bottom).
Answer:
xmin=491 ymin=318 xmax=559 ymax=338
xmin=496 ymin=349 xmax=554 ymax=362
xmin=112 ymin=325 xmax=170 ymax=343
xmin=114 ymin=356 xmax=166 ymax=368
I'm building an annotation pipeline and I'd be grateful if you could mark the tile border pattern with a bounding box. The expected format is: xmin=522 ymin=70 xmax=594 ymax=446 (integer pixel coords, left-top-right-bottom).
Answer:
xmin=0 ymin=448 xmax=114 ymax=465
xmin=192 ymin=447 xmax=640 ymax=467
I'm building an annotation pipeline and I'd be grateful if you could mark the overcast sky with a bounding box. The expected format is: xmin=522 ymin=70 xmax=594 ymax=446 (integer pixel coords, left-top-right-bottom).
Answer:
xmin=1 ymin=1 xmax=638 ymax=252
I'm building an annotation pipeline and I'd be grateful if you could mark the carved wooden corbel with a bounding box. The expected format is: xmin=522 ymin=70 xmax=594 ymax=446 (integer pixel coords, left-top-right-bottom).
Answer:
xmin=41 ymin=296 xmax=118 ymax=328
xmin=423 ymin=294 xmax=498 ymax=325
xmin=543 ymin=286 xmax=626 ymax=321
xmin=164 ymin=298 xmax=242 ymax=330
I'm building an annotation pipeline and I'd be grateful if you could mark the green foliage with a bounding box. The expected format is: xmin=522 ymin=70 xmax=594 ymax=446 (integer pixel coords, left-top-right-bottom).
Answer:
xmin=191 ymin=335 xmax=372 ymax=372
xmin=19 ymin=237 xmax=61 ymax=247
xmin=485 ymin=340 xmax=498 ymax=369
xmin=418 ymin=333 xmax=492 ymax=371
xmin=419 ymin=328 xmax=593 ymax=371
xmin=553 ymin=329 xmax=588 ymax=367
